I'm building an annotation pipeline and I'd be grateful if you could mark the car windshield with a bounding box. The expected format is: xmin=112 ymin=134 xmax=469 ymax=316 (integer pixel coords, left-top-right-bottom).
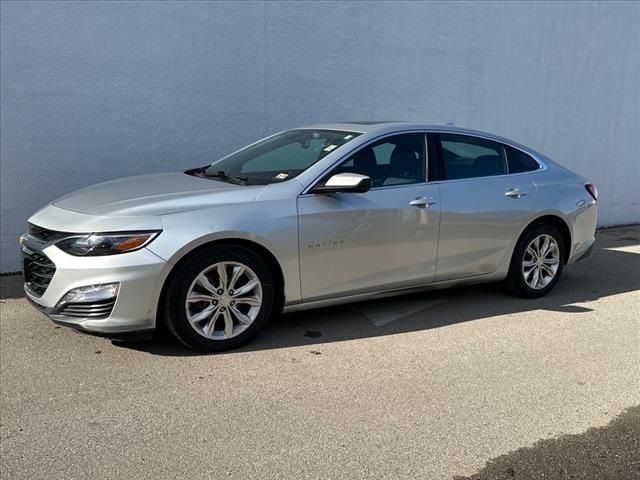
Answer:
xmin=200 ymin=129 xmax=361 ymax=185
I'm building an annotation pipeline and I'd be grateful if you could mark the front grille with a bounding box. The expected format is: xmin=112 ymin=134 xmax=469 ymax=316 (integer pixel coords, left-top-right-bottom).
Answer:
xmin=23 ymin=250 xmax=56 ymax=297
xmin=59 ymin=299 xmax=116 ymax=319
xmin=29 ymin=223 xmax=69 ymax=242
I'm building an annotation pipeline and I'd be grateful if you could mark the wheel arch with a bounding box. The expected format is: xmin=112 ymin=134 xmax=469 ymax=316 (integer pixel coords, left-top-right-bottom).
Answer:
xmin=522 ymin=214 xmax=572 ymax=263
xmin=157 ymin=236 xmax=286 ymax=321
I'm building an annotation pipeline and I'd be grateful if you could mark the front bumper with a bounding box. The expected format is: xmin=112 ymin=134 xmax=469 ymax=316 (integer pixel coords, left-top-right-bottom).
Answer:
xmin=21 ymin=233 xmax=170 ymax=334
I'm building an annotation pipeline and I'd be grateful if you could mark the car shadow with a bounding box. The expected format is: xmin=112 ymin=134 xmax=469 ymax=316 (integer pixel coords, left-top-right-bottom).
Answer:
xmin=116 ymin=226 xmax=640 ymax=357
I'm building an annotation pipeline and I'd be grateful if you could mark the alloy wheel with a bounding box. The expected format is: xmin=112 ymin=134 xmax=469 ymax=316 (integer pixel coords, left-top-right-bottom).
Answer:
xmin=185 ymin=261 xmax=263 ymax=340
xmin=521 ymin=234 xmax=560 ymax=290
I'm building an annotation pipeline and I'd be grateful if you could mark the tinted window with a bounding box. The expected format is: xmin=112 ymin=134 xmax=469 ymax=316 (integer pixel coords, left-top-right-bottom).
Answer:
xmin=440 ymin=134 xmax=507 ymax=180
xmin=505 ymin=145 xmax=540 ymax=173
xmin=329 ymin=133 xmax=426 ymax=187
xmin=371 ymin=143 xmax=395 ymax=165
xmin=203 ymin=129 xmax=360 ymax=185
xmin=242 ymin=138 xmax=326 ymax=173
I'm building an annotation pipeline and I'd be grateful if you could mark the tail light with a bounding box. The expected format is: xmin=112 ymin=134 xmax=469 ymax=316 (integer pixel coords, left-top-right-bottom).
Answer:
xmin=585 ymin=183 xmax=598 ymax=202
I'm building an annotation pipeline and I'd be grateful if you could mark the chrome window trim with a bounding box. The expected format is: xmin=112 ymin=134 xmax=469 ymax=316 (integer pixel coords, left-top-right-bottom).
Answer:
xmin=301 ymin=128 xmax=547 ymax=195
xmin=426 ymin=170 xmax=535 ymax=186
xmin=301 ymin=130 xmax=430 ymax=196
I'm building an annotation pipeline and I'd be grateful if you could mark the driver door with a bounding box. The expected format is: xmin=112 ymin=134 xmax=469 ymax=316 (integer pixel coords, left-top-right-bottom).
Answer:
xmin=297 ymin=133 xmax=441 ymax=302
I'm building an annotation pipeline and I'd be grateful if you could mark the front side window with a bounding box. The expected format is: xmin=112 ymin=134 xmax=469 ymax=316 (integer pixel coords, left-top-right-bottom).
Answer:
xmin=202 ymin=130 xmax=361 ymax=185
xmin=440 ymin=134 xmax=507 ymax=180
xmin=327 ymin=133 xmax=426 ymax=188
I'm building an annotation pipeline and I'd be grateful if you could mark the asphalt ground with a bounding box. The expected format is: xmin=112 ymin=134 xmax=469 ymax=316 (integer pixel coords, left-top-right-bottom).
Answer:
xmin=1 ymin=226 xmax=639 ymax=479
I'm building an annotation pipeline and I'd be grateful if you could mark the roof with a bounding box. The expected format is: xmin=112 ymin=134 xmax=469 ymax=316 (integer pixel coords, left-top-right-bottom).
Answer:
xmin=299 ymin=121 xmax=493 ymax=136
xmin=299 ymin=121 xmax=414 ymax=133
xmin=298 ymin=122 xmax=534 ymax=153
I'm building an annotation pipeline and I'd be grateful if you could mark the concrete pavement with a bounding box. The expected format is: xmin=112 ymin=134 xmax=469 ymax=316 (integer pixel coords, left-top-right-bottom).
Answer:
xmin=1 ymin=226 xmax=639 ymax=479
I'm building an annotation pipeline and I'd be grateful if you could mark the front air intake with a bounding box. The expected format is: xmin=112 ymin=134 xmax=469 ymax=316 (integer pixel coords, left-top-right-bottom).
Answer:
xmin=58 ymin=299 xmax=116 ymax=319
xmin=23 ymin=250 xmax=56 ymax=297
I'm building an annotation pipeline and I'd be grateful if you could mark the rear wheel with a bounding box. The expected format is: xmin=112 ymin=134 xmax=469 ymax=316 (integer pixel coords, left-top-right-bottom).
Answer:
xmin=506 ymin=224 xmax=565 ymax=298
xmin=161 ymin=245 xmax=275 ymax=352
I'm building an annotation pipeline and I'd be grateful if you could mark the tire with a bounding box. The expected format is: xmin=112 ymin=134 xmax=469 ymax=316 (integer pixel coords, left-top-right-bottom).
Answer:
xmin=161 ymin=245 xmax=275 ymax=352
xmin=506 ymin=223 xmax=566 ymax=298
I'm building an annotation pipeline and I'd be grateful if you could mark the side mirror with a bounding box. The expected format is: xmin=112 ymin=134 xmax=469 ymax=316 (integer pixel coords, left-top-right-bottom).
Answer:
xmin=313 ymin=173 xmax=372 ymax=194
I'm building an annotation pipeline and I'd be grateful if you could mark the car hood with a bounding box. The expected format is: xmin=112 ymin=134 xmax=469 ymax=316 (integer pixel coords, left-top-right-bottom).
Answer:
xmin=52 ymin=173 xmax=267 ymax=216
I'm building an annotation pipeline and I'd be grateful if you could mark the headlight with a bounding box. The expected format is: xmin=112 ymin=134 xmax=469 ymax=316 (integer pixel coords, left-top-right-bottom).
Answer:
xmin=56 ymin=231 xmax=161 ymax=256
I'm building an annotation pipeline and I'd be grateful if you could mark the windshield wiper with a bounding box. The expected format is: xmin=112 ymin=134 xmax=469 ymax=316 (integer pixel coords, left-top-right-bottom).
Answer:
xmin=189 ymin=168 xmax=249 ymax=186
xmin=207 ymin=171 xmax=249 ymax=186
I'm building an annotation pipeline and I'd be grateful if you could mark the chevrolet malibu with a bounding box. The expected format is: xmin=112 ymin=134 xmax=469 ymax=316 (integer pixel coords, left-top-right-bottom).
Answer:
xmin=21 ymin=122 xmax=598 ymax=352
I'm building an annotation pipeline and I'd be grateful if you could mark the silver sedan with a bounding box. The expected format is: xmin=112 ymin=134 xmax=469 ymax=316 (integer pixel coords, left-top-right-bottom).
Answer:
xmin=21 ymin=122 xmax=598 ymax=351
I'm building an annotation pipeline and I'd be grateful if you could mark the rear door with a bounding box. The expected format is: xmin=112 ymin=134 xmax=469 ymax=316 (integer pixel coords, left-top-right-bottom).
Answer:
xmin=433 ymin=133 xmax=536 ymax=281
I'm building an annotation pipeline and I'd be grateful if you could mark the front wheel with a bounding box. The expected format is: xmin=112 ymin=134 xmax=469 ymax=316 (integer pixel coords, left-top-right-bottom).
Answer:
xmin=161 ymin=245 xmax=275 ymax=352
xmin=506 ymin=224 xmax=566 ymax=298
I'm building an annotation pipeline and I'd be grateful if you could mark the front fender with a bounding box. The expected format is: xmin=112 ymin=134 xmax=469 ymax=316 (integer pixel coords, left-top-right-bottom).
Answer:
xmin=148 ymin=201 xmax=301 ymax=305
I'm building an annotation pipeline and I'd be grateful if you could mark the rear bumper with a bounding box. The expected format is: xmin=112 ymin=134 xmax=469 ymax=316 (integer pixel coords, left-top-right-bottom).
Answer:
xmin=575 ymin=242 xmax=594 ymax=262
xmin=567 ymin=199 xmax=598 ymax=264
xmin=568 ymin=236 xmax=596 ymax=264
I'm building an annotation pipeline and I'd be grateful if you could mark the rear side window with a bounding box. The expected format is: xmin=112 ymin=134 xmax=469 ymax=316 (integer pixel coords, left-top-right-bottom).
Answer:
xmin=439 ymin=134 xmax=507 ymax=180
xmin=505 ymin=145 xmax=540 ymax=173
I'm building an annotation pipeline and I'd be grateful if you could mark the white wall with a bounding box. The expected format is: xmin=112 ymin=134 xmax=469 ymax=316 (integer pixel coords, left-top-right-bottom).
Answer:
xmin=1 ymin=1 xmax=639 ymax=272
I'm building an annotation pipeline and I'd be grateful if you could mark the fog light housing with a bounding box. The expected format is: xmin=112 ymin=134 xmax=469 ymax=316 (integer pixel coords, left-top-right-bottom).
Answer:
xmin=58 ymin=283 xmax=119 ymax=306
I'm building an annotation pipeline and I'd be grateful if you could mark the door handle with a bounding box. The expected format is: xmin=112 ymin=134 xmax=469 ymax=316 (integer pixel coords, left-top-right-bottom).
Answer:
xmin=505 ymin=188 xmax=527 ymax=198
xmin=410 ymin=197 xmax=437 ymax=208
